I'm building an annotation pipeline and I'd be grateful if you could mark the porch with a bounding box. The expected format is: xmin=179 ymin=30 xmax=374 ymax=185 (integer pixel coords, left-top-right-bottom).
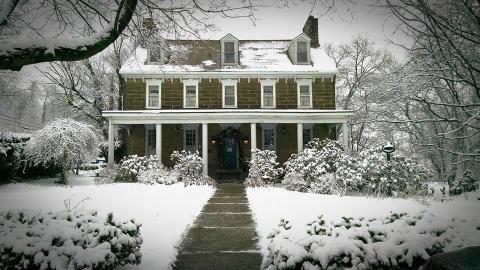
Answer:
xmin=102 ymin=109 xmax=353 ymax=177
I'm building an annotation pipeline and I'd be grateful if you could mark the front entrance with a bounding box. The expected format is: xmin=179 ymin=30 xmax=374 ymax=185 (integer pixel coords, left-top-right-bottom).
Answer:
xmin=223 ymin=135 xmax=238 ymax=170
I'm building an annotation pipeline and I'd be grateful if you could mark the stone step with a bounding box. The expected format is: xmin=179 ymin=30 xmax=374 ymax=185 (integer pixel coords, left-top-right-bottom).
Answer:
xmin=174 ymin=252 xmax=262 ymax=270
xmin=180 ymin=227 xmax=259 ymax=253
xmin=195 ymin=213 xmax=255 ymax=227
xmin=209 ymin=196 xmax=249 ymax=203
xmin=202 ymin=202 xmax=251 ymax=213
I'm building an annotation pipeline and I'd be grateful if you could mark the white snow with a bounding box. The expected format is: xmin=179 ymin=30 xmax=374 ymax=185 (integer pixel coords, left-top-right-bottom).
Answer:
xmin=0 ymin=179 xmax=215 ymax=270
xmin=247 ymin=187 xmax=480 ymax=255
xmin=120 ymin=41 xmax=336 ymax=75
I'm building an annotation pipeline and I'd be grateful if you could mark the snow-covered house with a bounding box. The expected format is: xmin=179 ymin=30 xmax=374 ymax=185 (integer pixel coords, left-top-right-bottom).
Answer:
xmin=103 ymin=16 xmax=353 ymax=178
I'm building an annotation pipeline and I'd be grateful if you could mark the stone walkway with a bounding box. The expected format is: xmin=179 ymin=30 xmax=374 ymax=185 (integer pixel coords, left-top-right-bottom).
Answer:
xmin=174 ymin=183 xmax=262 ymax=270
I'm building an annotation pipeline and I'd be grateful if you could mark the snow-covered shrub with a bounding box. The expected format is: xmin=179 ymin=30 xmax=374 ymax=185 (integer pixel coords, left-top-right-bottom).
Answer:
xmin=283 ymin=138 xmax=351 ymax=195
xmin=0 ymin=209 xmax=142 ymax=270
xmin=115 ymin=155 xmax=159 ymax=182
xmin=170 ymin=150 xmax=203 ymax=181
xmin=137 ymin=167 xmax=179 ymax=185
xmin=24 ymin=119 xmax=102 ymax=183
xmin=245 ymin=149 xmax=283 ymax=187
xmin=78 ymin=163 xmax=107 ymax=171
xmin=450 ymin=170 xmax=478 ymax=196
xmin=262 ymin=212 xmax=480 ymax=270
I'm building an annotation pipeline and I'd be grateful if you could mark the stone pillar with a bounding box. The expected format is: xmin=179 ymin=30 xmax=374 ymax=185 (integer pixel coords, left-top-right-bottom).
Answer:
xmin=156 ymin=124 xmax=162 ymax=165
xmin=108 ymin=119 xmax=114 ymax=166
xmin=342 ymin=122 xmax=349 ymax=153
xmin=297 ymin=123 xmax=303 ymax=153
xmin=202 ymin=123 xmax=208 ymax=176
xmin=250 ymin=123 xmax=257 ymax=159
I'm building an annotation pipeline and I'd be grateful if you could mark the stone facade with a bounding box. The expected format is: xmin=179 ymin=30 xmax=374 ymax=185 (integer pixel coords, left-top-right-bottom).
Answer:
xmin=123 ymin=77 xmax=335 ymax=110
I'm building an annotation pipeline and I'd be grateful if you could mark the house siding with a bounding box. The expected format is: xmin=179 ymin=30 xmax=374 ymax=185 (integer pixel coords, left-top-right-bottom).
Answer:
xmin=123 ymin=77 xmax=335 ymax=110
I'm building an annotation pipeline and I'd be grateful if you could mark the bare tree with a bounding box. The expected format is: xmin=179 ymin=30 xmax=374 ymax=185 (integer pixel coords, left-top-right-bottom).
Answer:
xmin=325 ymin=36 xmax=396 ymax=152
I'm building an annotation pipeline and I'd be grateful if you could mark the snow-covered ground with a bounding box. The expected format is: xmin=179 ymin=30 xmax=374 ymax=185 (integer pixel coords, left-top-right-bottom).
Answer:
xmin=0 ymin=176 xmax=215 ymax=270
xmin=247 ymin=187 xmax=480 ymax=255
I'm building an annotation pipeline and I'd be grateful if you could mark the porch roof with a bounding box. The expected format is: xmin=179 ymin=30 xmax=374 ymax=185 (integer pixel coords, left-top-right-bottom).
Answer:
xmin=102 ymin=109 xmax=353 ymax=125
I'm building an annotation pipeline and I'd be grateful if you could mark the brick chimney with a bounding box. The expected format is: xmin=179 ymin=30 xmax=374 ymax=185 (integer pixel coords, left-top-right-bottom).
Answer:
xmin=302 ymin=16 xmax=319 ymax=48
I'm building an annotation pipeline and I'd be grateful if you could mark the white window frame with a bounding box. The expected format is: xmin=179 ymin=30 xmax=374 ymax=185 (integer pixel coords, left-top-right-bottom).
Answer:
xmin=297 ymin=78 xmax=313 ymax=108
xmin=261 ymin=124 xmax=277 ymax=151
xmin=183 ymin=127 xmax=198 ymax=153
xmin=145 ymin=79 xmax=162 ymax=109
xmin=183 ymin=79 xmax=199 ymax=108
xmin=144 ymin=125 xmax=156 ymax=155
xmin=260 ymin=79 xmax=276 ymax=108
xmin=221 ymin=79 xmax=238 ymax=108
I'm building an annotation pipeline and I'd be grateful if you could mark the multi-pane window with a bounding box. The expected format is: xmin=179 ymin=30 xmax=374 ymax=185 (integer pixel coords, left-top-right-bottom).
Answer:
xmin=299 ymin=85 xmax=311 ymax=107
xmin=263 ymin=129 xmax=275 ymax=151
xmin=147 ymin=129 xmax=156 ymax=147
xmin=224 ymin=42 xmax=235 ymax=64
xmin=184 ymin=129 xmax=197 ymax=153
xmin=148 ymin=85 xmax=160 ymax=107
xmin=262 ymin=85 xmax=275 ymax=108
xmin=224 ymin=85 xmax=236 ymax=107
xmin=149 ymin=47 xmax=162 ymax=63
xmin=303 ymin=128 xmax=312 ymax=146
xmin=297 ymin=41 xmax=308 ymax=63
xmin=185 ymin=85 xmax=197 ymax=108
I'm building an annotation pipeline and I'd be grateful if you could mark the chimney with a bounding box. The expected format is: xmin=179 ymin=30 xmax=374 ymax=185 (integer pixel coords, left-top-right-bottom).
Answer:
xmin=302 ymin=16 xmax=319 ymax=48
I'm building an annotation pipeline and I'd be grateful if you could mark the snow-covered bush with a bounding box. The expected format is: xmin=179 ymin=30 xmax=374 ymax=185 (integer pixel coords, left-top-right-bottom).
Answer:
xmin=0 ymin=209 xmax=142 ymax=270
xmin=170 ymin=150 xmax=203 ymax=181
xmin=0 ymin=132 xmax=58 ymax=181
xmin=115 ymin=155 xmax=159 ymax=182
xmin=283 ymin=138 xmax=351 ymax=195
xmin=24 ymin=119 xmax=102 ymax=183
xmin=450 ymin=170 xmax=478 ymax=196
xmin=262 ymin=212 xmax=480 ymax=270
xmin=245 ymin=149 xmax=283 ymax=187
xmin=137 ymin=167 xmax=179 ymax=185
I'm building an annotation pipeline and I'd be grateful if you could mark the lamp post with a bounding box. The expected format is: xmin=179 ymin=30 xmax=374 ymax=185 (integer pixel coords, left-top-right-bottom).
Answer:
xmin=382 ymin=142 xmax=396 ymax=161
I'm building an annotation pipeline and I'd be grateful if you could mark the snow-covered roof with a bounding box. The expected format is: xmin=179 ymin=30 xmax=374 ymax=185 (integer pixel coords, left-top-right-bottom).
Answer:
xmin=120 ymin=40 xmax=336 ymax=76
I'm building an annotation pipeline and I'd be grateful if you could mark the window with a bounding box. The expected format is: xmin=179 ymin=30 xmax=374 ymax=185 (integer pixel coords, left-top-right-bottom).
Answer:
xmin=184 ymin=129 xmax=197 ymax=153
xmin=222 ymin=80 xmax=237 ymax=108
xmin=224 ymin=42 xmax=235 ymax=64
xmin=147 ymin=129 xmax=156 ymax=147
xmin=261 ymin=80 xmax=276 ymax=108
xmin=303 ymin=128 xmax=312 ymax=146
xmin=183 ymin=80 xmax=199 ymax=108
xmin=297 ymin=41 xmax=308 ymax=63
xmin=297 ymin=79 xmax=312 ymax=108
xmin=146 ymin=80 xmax=162 ymax=108
xmin=148 ymin=46 xmax=162 ymax=63
xmin=263 ymin=129 xmax=275 ymax=151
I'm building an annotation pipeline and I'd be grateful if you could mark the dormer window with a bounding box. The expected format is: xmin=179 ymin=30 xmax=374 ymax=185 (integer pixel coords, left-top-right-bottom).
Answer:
xmin=148 ymin=46 xmax=162 ymax=63
xmin=297 ymin=41 xmax=308 ymax=63
xmin=220 ymin=34 xmax=239 ymax=66
xmin=224 ymin=42 xmax=235 ymax=64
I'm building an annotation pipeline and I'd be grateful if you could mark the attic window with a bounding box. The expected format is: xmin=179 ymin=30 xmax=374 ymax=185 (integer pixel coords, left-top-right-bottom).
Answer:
xmin=224 ymin=42 xmax=235 ymax=64
xmin=297 ymin=41 xmax=308 ymax=63
xmin=149 ymin=47 xmax=162 ymax=63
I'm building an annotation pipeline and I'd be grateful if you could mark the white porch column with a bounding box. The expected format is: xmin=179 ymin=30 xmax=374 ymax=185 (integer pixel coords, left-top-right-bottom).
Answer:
xmin=202 ymin=123 xmax=208 ymax=176
xmin=155 ymin=124 xmax=162 ymax=165
xmin=250 ymin=123 xmax=257 ymax=159
xmin=108 ymin=119 xmax=114 ymax=166
xmin=342 ymin=122 xmax=349 ymax=153
xmin=297 ymin=123 xmax=303 ymax=153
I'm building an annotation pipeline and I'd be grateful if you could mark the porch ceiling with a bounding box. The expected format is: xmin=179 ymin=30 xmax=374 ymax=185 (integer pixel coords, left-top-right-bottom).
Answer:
xmin=102 ymin=109 xmax=353 ymax=124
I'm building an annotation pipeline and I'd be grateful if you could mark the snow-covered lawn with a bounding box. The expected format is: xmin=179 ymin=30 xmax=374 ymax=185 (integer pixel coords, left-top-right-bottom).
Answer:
xmin=0 ymin=176 xmax=214 ymax=270
xmin=247 ymin=187 xmax=480 ymax=255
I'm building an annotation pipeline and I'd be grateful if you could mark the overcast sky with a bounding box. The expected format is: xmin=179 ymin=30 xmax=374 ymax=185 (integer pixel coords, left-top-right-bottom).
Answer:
xmin=15 ymin=0 xmax=409 ymax=82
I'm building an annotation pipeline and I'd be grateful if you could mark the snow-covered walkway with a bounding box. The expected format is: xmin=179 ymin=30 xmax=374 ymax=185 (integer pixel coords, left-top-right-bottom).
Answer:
xmin=174 ymin=183 xmax=262 ymax=270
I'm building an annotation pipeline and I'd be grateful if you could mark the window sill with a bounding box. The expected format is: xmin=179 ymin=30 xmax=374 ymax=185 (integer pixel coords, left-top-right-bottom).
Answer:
xmin=223 ymin=106 xmax=237 ymax=109
xmin=145 ymin=106 xmax=162 ymax=109
xmin=183 ymin=106 xmax=199 ymax=109
xmin=297 ymin=106 xmax=313 ymax=109
xmin=261 ymin=106 xmax=276 ymax=109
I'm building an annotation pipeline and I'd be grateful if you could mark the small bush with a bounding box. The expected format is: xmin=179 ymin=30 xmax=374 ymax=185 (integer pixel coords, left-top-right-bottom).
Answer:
xmin=137 ymin=167 xmax=179 ymax=185
xmin=245 ymin=149 xmax=283 ymax=187
xmin=170 ymin=150 xmax=203 ymax=183
xmin=0 ymin=209 xmax=142 ymax=270
xmin=115 ymin=155 xmax=159 ymax=182
xmin=262 ymin=212 xmax=480 ymax=270
xmin=450 ymin=170 xmax=477 ymax=196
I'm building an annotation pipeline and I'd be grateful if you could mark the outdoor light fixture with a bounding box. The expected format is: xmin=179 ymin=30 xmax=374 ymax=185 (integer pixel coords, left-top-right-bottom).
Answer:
xmin=210 ymin=138 xmax=216 ymax=145
xmin=382 ymin=141 xmax=396 ymax=161
xmin=243 ymin=139 xmax=249 ymax=144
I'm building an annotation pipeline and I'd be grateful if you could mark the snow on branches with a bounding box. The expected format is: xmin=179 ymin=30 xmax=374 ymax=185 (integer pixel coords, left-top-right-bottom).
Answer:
xmin=245 ymin=149 xmax=283 ymax=187
xmin=24 ymin=118 xmax=101 ymax=183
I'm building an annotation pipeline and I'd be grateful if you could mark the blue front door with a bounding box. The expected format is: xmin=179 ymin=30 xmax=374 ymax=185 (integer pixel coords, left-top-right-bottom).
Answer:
xmin=224 ymin=136 xmax=237 ymax=170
